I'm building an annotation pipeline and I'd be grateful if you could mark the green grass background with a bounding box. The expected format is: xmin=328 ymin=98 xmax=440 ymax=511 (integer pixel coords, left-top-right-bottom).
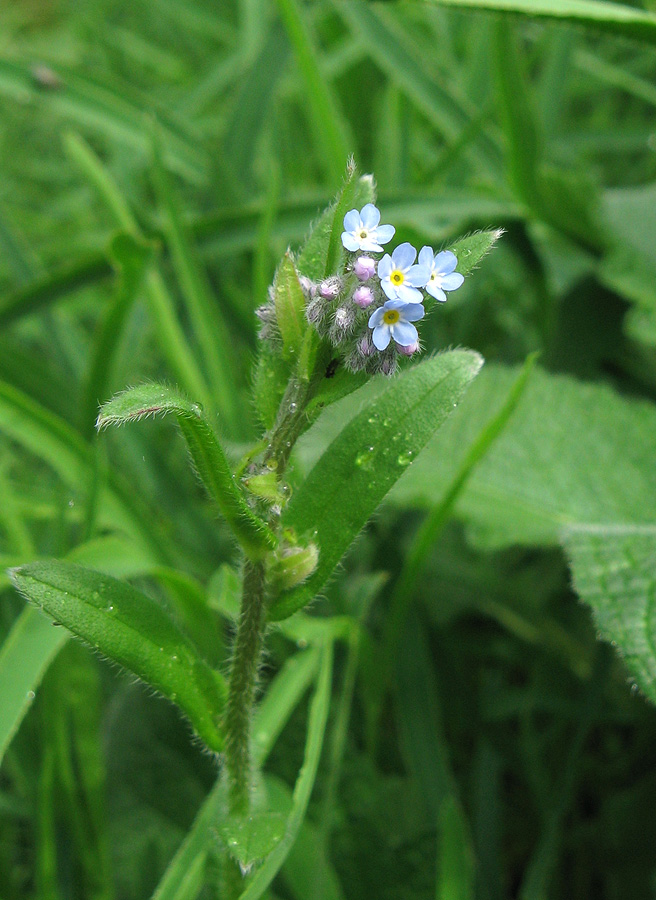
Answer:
xmin=2 ymin=1 xmax=656 ymax=898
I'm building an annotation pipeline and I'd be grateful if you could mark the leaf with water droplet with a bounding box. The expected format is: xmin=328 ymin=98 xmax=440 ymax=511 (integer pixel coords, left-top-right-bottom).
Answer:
xmin=219 ymin=812 xmax=286 ymax=868
xmin=9 ymin=561 xmax=227 ymax=752
xmin=270 ymin=350 xmax=483 ymax=620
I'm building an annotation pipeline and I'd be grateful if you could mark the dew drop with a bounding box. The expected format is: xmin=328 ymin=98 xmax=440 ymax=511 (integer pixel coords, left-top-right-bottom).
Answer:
xmin=289 ymin=402 xmax=297 ymax=412
xmin=397 ymin=449 xmax=414 ymax=467
xmin=107 ymin=605 xmax=114 ymax=612
xmin=26 ymin=690 xmax=36 ymax=701
xmin=355 ymin=446 xmax=375 ymax=469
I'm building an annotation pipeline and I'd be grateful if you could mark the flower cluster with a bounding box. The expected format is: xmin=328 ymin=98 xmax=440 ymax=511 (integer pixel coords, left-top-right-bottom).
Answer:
xmin=328 ymin=204 xmax=464 ymax=373
xmin=257 ymin=204 xmax=465 ymax=378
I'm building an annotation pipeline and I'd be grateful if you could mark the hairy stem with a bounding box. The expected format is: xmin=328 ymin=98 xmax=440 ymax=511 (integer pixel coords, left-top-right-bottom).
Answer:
xmin=224 ymin=558 xmax=267 ymax=816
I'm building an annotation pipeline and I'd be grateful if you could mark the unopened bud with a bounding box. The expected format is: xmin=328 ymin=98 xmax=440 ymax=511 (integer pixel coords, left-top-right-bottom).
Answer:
xmin=319 ymin=277 xmax=342 ymax=300
xmin=353 ymin=286 xmax=374 ymax=308
xmin=396 ymin=341 xmax=419 ymax=356
xmin=353 ymin=256 xmax=376 ymax=281
xmin=380 ymin=355 xmax=398 ymax=376
xmin=267 ymin=543 xmax=319 ymax=593
xmin=358 ymin=334 xmax=374 ymax=357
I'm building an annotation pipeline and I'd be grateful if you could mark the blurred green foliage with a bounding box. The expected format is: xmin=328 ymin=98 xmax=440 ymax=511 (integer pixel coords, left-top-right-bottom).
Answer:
xmin=3 ymin=1 xmax=656 ymax=898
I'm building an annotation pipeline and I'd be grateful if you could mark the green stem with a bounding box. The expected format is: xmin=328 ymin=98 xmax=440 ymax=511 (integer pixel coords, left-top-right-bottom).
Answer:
xmin=224 ymin=558 xmax=267 ymax=816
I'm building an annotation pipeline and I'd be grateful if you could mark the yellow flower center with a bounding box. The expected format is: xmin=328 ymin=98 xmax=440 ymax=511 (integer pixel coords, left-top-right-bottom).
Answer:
xmin=359 ymin=230 xmax=368 ymax=239
xmin=383 ymin=309 xmax=400 ymax=325
xmin=391 ymin=269 xmax=404 ymax=286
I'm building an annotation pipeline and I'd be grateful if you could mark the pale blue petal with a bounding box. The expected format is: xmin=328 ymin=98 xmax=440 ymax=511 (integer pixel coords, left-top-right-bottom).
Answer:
xmin=396 ymin=283 xmax=424 ymax=304
xmin=368 ymin=307 xmax=385 ymax=328
xmin=402 ymin=303 xmax=425 ymax=322
xmin=425 ymin=282 xmax=447 ymax=302
xmin=342 ymin=232 xmax=360 ymax=251
xmin=442 ymin=272 xmax=465 ymax=291
xmin=392 ymin=242 xmax=416 ymax=270
xmin=433 ymin=250 xmax=457 ymax=274
xmin=375 ymin=224 xmax=395 ymax=244
xmin=384 ymin=298 xmax=408 ymax=311
xmin=343 ymin=209 xmax=360 ymax=231
xmin=381 ymin=280 xmax=398 ymax=301
xmin=418 ymin=246 xmax=434 ymax=268
xmin=441 ymin=272 xmax=464 ymax=291
xmin=390 ymin=321 xmax=418 ymax=346
xmin=377 ymin=255 xmax=393 ymax=279
xmin=360 ymin=238 xmax=384 ymax=253
xmin=360 ymin=204 xmax=380 ymax=228
xmin=405 ymin=264 xmax=430 ymax=287
xmin=372 ymin=324 xmax=391 ymax=350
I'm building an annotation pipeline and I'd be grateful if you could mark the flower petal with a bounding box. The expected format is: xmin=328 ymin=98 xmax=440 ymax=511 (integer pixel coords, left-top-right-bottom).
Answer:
xmin=418 ymin=246 xmax=434 ymax=268
xmin=401 ymin=302 xmax=425 ymax=322
xmin=360 ymin=204 xmax=380 ymax=228
xmin=360 ymin=239 xmax=384 ymax=253
xmin=392 ymin=242 xmax=416 ymax=270
xmin=343 ymin=209 xmax=360 ymax=231
xmin=372 ymin=324 xmax=391 ymax=350
xmin=433 ymin=250 xmax=457 ymax=274
xmin=425 ymin=282 xmax=447 ymax=302
xmin=396 ymin=283 xmax=424 ymax=304
xmin=368 ymin=307 xmax=385 ymax=328
xmin=440 ymin=272 xmax=464 ymax=291
xmin=377 ymin=255 xmax=393 ymax=279
xmin=405 ymin=264 xmax=431 ymax=287
xmin=342 ymin=232 xmax=360 ymax=251
xmin=384 ymin=298 xmax=409 ymax=311
xmin=389 ymin=320 xmax=418 ymax=346
xmin=381 ymin=280 xmax=398 ymax=301
xmin=375 ymin=224 xmax=395 ymax=244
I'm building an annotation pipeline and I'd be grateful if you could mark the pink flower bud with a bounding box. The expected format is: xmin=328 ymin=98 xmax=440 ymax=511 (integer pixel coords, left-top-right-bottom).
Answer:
xmin=353 ymin=256 xmax=376 ymax=281
xmin=319 ymin=277 xmax=341 ymax=299
xmin=353 ymin=286 xmax=374 ymax=308
xmin=358 ymin=334 xmax=374 ymax=357
xmin=396 ymin=341 xmax=419 ymax=356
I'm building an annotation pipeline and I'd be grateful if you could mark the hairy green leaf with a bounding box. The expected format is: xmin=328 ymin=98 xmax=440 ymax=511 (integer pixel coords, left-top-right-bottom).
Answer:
xmin=270 ymin=350 xmax=483 ymax=620
xmin=274 ymin=253 xmax=308 ymax=362
xmin=97 ymin=383 xmax=276 ymax=557
xmin=9 ymin=561 xmax=226 ymax=752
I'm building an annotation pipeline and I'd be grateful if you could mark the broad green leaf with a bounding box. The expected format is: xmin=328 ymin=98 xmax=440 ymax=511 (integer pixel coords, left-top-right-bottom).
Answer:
xmin=390 ymin=365 xmax=656 ymax=549
xmin=426 ymin=0 xmax=656 ymax=46
xmin=273 ymin=253 xmax=308 ymax=362
xmin=563 ymin=527 xmax=656 ymax=703
xmin=9 ymin=561 xmax=227 ymax=752
xmin=269 ymin=350 xmax=483 ymax=620
xmin=0 ymin=607 xmax=68 ymax=764
xmin=97 ymin=383 xmax=276 ymax=557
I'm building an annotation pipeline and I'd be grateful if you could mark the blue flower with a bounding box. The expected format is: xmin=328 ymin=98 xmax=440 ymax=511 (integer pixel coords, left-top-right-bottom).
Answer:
xmin=418 ymin=247 xmax=464 ymax=302
xmin=368 ymin=299 xmax=425 ymax=351
xmin=378 ymin=243 xmax=430 ymax=304
xmin=341 ymin=204 xmax=395 ymax=253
